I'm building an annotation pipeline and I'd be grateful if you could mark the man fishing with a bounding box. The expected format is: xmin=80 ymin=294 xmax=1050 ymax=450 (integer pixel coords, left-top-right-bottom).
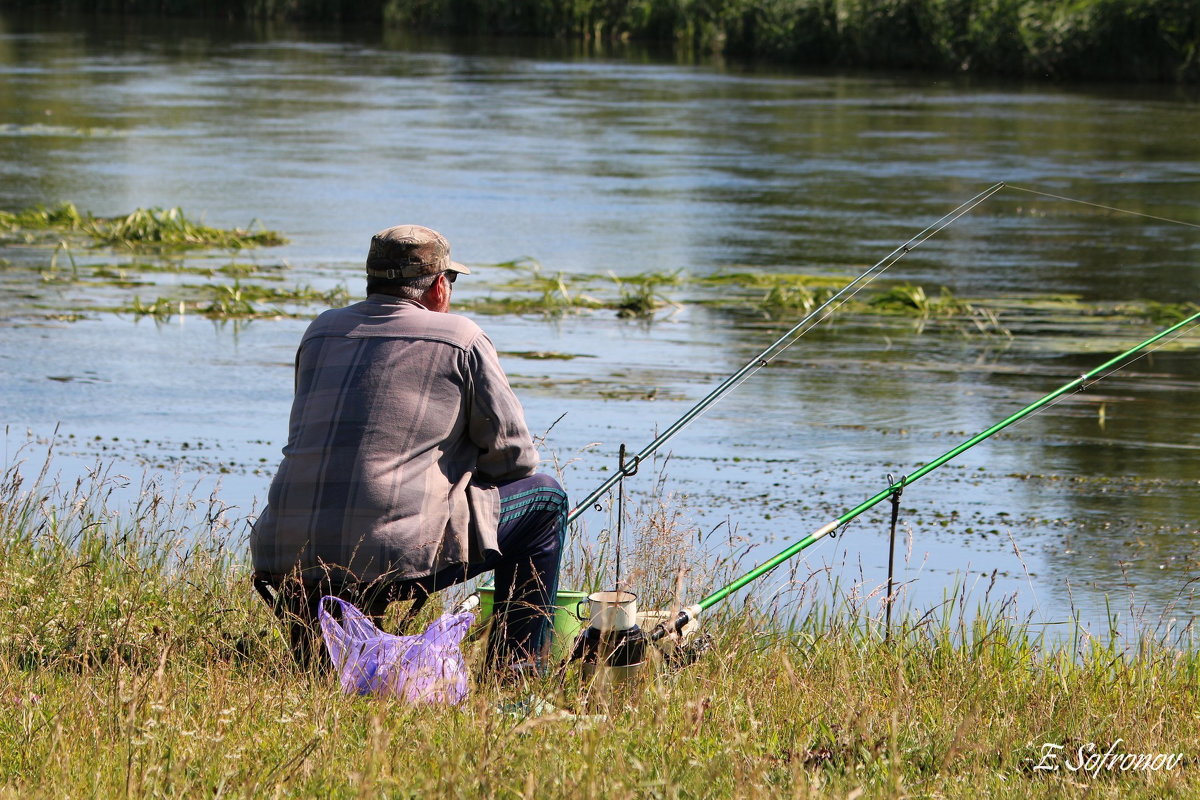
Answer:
xmin=251 ymin=224 xmax=568 ymax=675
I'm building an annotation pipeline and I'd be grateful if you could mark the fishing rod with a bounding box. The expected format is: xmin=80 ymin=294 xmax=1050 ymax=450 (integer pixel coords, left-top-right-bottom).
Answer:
xmin=650 ymin=308 xmax=1200 ymax=641
xmin=567 ymin=181 xmax=1006 ymax=524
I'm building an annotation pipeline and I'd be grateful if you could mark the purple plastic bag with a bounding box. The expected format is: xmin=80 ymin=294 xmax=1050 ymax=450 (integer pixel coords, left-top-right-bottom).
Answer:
xmin=318 ymin=596 xmax=475 ymax=705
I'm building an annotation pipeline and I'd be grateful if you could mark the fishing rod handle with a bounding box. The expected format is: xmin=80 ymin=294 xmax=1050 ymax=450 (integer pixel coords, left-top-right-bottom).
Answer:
xmin=454 ymin=593 xmax=481 ymax=614
xmin=649 ymin=604 xmax=701 ymax=642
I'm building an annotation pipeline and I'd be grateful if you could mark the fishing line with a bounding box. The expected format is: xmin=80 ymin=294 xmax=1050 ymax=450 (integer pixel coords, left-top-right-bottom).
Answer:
xmin=975 ymin=315 xmax=1200 ymax=439
xmin=1076 ymin=321 xmax=1200 ymax=389
xmin=970 ymin=182 xmax=1200 ymax=432
xmin=809 ymin=303 xmax=1200 ymax=624
xmin=566 ymin=180 xmax=1195 ymax=629
xmin=567 ymin=181 xmax=1007 ymax=523
xmin=571 ymin=181 xmax=1195 ymax=527
xmin=1006 ymin=185 xmax=1200 ymax=230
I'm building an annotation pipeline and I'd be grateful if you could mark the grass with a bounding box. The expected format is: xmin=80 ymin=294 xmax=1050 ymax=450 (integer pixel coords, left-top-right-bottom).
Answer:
xmin=0 ymin=446 xmax=1196 ymax=798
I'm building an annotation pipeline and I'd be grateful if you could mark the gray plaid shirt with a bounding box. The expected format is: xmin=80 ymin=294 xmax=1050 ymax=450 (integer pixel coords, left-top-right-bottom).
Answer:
xmin=250 ymin=295 xmax=538 ymax=583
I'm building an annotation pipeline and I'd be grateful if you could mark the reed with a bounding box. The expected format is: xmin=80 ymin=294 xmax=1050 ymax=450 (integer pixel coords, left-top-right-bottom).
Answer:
xmin=0 ymin=445 xmax=1195 ymax=797
xmin=389 ymin=0 xmax=1200 ymax=82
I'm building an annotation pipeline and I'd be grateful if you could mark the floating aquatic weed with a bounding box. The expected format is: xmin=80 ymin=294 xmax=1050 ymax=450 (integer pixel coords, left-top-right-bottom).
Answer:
xmin=218 ymin=262 xmax=262 ymax=277
xmin=500 ymin=350 xmax=590 ymax=361
xmin=610 ymin=270 xmax=683 ymax=318
xmin=0 ymin=202 xmax=86 ymax=233
xmin=699 ymin=271 xmax=849 ymax=290
xmin=1143 ymin=301 xmax=1200 ymax=326
xmin=465 ymin=260 xmax=684 ymax=318
xmin=92 ymin=266 xmax=127 ymax=281
xmin=490 ymin=256 xmax=542 ymax=271
xmin=94 ymin=269 xmax=152 ymax=288
xmin=464 ymin=259 xmax=604 ymax=316
xmin=194 ymin=281 xmax=351 ymax=319
xmin=0 ymin=201 xmax=287 ymax=251
xmin=203 ymin=281 xmax=260 ymax=318
xmin=319 ymin=284 xmax=351 ymax=307
xmin=39 ymin=240 xmax=81 ymax=283
xmin=760 ymin=282 xmax=829 ymax=314
xmin=868 ymin=283 xmax=933 ymax=314
xmin=761 ymin=282 xmax=813 ymax=313
xmin=127 ymin=295 xmax=178 ymax=322
xmin=867 ymin=283 xmax=978 ymax=321
xmin=534 ymin=270 xmax=590 ymax=313
xmin=115 ymin=281 xmax=352 ymax=322
xmin=88 ymin=207 xmax=286 ymax=251
xmin=697 ymin=271 xmax=846 ymax=319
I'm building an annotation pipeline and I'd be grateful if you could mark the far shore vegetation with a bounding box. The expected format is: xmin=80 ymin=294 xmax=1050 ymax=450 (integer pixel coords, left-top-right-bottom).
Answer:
xmin=7 ymin=0 xmax=1200 ymax=83
xmin=0 ymin=445 xmax=1195 ymax=797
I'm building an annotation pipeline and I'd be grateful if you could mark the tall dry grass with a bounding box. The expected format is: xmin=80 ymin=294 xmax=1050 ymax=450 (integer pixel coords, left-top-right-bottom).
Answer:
xmin=0 ymin=444 xmax=1196 ymax=797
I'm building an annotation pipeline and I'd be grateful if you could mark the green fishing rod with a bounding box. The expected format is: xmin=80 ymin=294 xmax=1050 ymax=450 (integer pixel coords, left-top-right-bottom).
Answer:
xmin=566 ymin=182 xmax=1006 ymax=524
xmin=650 ymin=308 xmax=1200 ymax=641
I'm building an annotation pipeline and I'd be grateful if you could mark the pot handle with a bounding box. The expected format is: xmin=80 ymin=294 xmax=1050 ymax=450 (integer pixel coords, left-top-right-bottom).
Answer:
xmin=575 ymin=600 xmax=590 ymax=623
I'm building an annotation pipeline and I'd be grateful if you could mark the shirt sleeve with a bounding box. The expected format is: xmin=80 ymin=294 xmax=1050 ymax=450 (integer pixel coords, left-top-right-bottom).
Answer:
xmin=465 ymin=332 xmax=539 ymax=483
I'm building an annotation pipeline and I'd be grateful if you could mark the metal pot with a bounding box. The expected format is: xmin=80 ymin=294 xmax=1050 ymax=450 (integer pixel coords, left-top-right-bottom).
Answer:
xmin=580 ymin=589 xmax=638 ymax=631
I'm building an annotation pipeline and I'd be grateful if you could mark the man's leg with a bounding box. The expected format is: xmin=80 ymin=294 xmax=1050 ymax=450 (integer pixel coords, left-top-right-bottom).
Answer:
xmin=488 ymin=473 xmax=568 ymax=669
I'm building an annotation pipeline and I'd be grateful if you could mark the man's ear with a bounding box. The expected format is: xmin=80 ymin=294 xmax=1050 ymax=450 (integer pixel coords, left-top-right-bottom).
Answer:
xmin=420 ymin=272 xmax=451 ymax=312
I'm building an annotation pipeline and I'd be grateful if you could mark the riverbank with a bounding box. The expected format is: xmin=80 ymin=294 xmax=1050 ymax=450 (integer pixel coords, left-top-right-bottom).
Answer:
xmin=7 ymin=0 xmax=1199 ymax=83
xmin=0 ymin=452 xmax=1195 ymax=798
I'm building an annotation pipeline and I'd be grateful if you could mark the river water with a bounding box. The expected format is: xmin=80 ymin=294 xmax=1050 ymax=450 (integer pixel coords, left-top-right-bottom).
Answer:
xmin=2 ymin=13 xmax=1198 ymax=644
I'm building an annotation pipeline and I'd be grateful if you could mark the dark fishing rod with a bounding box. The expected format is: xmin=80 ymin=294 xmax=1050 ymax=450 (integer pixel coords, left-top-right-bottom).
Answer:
xmin=567 ymin=181 xmax=1007 ymax=524
xmin=651 ymin=308 xmax=1200 ymax=641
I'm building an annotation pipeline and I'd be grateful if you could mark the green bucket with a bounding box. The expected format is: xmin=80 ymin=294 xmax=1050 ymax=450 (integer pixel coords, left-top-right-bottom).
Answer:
xmin=476 ymin=585 xmax=588 ymax=663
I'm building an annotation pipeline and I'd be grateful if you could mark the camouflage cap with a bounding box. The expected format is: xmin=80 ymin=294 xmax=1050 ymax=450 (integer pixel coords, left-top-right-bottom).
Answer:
xmin=365 ymin=225 xmax=471 ymax=280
